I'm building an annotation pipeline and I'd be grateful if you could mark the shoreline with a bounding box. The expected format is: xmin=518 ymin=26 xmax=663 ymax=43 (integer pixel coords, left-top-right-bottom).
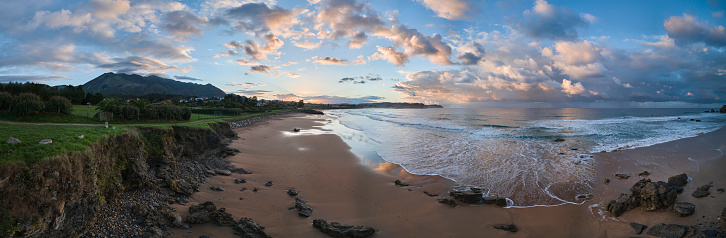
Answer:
xmin=170 ymin=114 xmax=725 ymax=237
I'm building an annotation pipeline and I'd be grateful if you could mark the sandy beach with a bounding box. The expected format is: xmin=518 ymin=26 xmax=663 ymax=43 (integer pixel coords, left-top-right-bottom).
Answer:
xmin=171 ymin=114 xmax=726 ymax=237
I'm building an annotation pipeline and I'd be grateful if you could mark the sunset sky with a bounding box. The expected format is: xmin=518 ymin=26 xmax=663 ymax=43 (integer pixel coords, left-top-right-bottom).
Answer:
xmin=0 ymin=0 xmax=724 ymax=107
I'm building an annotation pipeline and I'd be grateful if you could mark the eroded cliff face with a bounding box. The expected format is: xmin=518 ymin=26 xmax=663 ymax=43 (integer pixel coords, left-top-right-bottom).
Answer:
xmin=0 ymin=122 xmax=236 ymax=238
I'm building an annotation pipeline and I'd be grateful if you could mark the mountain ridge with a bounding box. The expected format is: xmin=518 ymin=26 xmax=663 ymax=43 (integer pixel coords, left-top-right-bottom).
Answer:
xmin=82 ymin=72 xmax=225 ymax=98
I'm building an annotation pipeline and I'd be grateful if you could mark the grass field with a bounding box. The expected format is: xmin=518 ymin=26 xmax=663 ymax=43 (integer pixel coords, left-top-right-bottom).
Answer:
xmin=0 ymin=124 xmax=127 ymax=164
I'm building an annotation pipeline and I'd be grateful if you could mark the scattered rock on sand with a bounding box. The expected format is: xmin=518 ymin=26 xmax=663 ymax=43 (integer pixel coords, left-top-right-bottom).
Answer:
xmin=394 ymin=180 xmax=409 ymax=186
xmin=210 ymin=186 xmax=225 ymax=191
xmin=295 ymin=198 xmax=313 ymax=217
xmin=492 ymin=224 xmax=517 ymax=232
xmin=214 ymin=169 xmax=232 ymax=176
xmin=231 ymin=168 xmax=252 ymax=174
xmin=234 ymin=179 xmax=246 ymax=184
xmin=615 ymin=174 xmax=630 ymax=179
xmin=287 ymin=189 xmax=298 ymax=196
xmin=265 ymin=181 xmax=273 ymax=187
xmin=667 ymin=173 xmax=689 ymax=187
xmin=423 ymin=191 xmax=438 ymax=197
xmin=170 ymin=180 xmax=195 ymax=196
xmin=437 ymin=198 xmax=457 ymax=207
xmin=603 ymin=178 xmax=610 ymax=184
xmin=6 ymin=137 xmax=20 ymax=144
xmin=234 ymin=218 xmax=270 ymax=238
xmin=187 ymin=201 xmax=218 ymax=224
xmin=638 ymin=171 xmax=649 ymax=176
xmin=312 ymin=219 xmax=375 ymax=238
xmin=692 ymin=183 xmax=712 ymax=198
xmin=671 ymin=202 xmax=695 ymax=217
xmin=719 ymin=207 xmax=726 ymax=224
xmin=646 ymin=223 xmax=687 ymax=238
xmin=629 ymin=222 xmax=647 ymax=235
xmin=718 ymin=188 xmax=725 ymax=193
xmin=483 ymin=196 xmax=508 ymax=206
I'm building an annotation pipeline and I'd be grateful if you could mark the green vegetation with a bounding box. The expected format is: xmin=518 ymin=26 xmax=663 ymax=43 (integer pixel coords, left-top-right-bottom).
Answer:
xmin=0 ymin=124 xmax=127 ymax=164
xmin=71 ymin=104 xmax=100 ymax=118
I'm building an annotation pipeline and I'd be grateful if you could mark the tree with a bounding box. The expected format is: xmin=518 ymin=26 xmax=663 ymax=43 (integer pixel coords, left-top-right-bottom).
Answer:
xmin=297 ymin=100 xmax=305 ymax=108
xmin=11 ymin=93 xmax=44 ymax=116
xmin=0 ymin=91 xmax=12 ymax=111
xmin=44 ymin=96 xmax=72 ymax=114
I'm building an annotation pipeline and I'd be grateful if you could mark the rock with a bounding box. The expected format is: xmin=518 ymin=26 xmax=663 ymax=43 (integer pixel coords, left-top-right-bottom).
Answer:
xmin=449 ymin=190 xmax=483 ymax=204
xmin=172 ymin=213 xmax=183 ymax=226
xmin=668 ymin=173 xmax=689 ymax=187
xmin=720 ymin=207 xmax=726 ymax=223
xmin=638 ymin=171 xmax=650 ymax=176
xmin=482 ymin=196 xmax=507 ymax=206
xmin=210 ymin=186 xmax=225 ymax=191
xmin=718 ymin=188 xmax=725 ymax=193
xmin=212 ymin=208 xmax=237 ymax=227
xmin=720 ymin=105 xmax=726 ymax=113
xmin=234 ymin=218 xmax=270 ymax=238
xmin=615 ymin=173 xmax=630 ymax=179
xmin=671 ymin=202 xmax=695 ymax=217
xmin=293 ymin=128 xmax=300 ymax=132
xmin=234 ymin=179 xmax=246 ymax=184
xmin=646 ymin=223 xmax=687 ymax=238
xmin=39 ymin=139 xmax=52 ymax=144
xmin=187 ymin=202 xmax=217 ymax=224
xmin=295 ymin=198 xmax=313 ymax=217
xmin=692 ymin=183 xmax=712 ymax=198
xmin=287 ymin=189 xmax=298 ymax=196
xmin=78 ymin=135 xmax=84 ymax=139
xmin=214 ymin=169 xmax=232 ymax=176
xmin=200 ymin=236 xmax=210 ymax=238
xmin=492 ymin=224 xmax=517 ymax=232
xmin=607 ymin=179 xmax=678 ymax=217
xmin=696 ymin=119 xmax=701 ymax=122
xmin=437 ymin=198 xmax=458 ymax=207
xmin=170 ymin=180 xmax=195 ymax=196
xmin=232 ymin=168 xmax=252 ymax=174
xmin=629 ymin=222 xmax=647 ymax=235
xmin=142 ymin=227 xmax=164 ymax=238
xmin=265 ymin=181 xmax=273 ymax=187
xmin=554 ymin=138 xmax=565 ymax=142
xmin=312 ymin=219 xmax=375 ymax=238
xmin=423 ymin=191 xmax=438 ymax=197
xmin=394 ymin=180 xmax=409 ymax=186
xmin=6 ymin=137 xmax=20 ymax=144
xmin=603 ymin=178 xmax=610 ymax=184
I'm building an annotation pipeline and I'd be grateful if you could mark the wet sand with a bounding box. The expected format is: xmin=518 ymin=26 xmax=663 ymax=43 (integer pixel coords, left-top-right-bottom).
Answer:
xmin=171 ymin=114 xmax=726 ymax=237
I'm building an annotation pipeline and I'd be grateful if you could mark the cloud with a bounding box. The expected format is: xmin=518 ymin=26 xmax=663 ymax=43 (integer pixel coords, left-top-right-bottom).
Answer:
xmin=288 ymin=73 xmax=301 ymax=78
xmin=315 ymin=0 xmax=386 ymax=45
xmin=371 ymin=46 xmax=408 ymax=66
xmin=162 ymin=10 xmax=209 ymax=41
xmin=313 ymin=56 xmax=349 ymax=65
xmin=560 ymin=79 xmax=585 ymax=95
xmin=235 ymin=89 xmax=272 ymax=96
xmin=174 ymin=75 xmax=202 ymax=81
xmin=236 ymin=58 xmax=257 ymax=65
xmin=0 ymin=75 xmax=69 ymax=83
xmin=249 ymin=65 xmax=279 ymax=75
xmin=305 ymin=95 xmax=384 ymax=104
xmin=224 ymin=2 xmax=296 ymax=37
xmin=375 ymin=24 xmax=454 ymax=65
xmin=339 ymin=74 xmax=382 ymax=84
xmin=508 ymin=0 xmax=590 ymax=41
xmin=224 ymin=35 xmax=284 ymax=60
xmin=456 ymin=42 xmax=485 ymax=65
xmin=415 ymin=0 xmax=474 ymax=20
xmin=293 ymin=40 xmax=322 ymax=49
xmin=664 ymin=14 xmax=726 ymax=47
xmin=96 ymin=56 xmax=192 ymax=73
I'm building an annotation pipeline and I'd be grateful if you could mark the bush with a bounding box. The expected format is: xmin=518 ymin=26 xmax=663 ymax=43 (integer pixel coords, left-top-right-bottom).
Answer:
xmin=112 ymin=105 xmax=140 ymax=120
xmin=0 ymin=92 xmax=12 ymax=111
xmin=11 ymin=93 xmax=44 ymax=117
xmin=143 ymin=105 xmax=190 ymax=121
xmin=44 ymin=96 xmax=72 ymax=114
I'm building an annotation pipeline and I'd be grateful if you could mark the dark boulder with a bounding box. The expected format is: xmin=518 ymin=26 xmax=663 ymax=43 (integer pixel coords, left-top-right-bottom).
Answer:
xmin=287 ymin=189 xmax=299 ymax=196
xmin=234 ymin=218 xmax=270 ymax=238
xmin=668 ymin=173 xmax=689 ymax=187
xmin=492 ymin=224 xmax=517 ymax=232
xmin=312 ymin=219 xmax=375 ymax=238
xmin=607 ymin=179 xmax=679 ymax=217
xmin=670 ymin=202 xmax=695 ymax=217
xmin=437 ymin=198 xmax=458 ymax=207
xmin=629 ymin=223 xmax=647 ymax=235
xmin=638 ymin=171 xmax=650 ymax=176
xmin=210 ymin=186 xmax=225 ymax=191
xmin=615 ymin=173 xmax=630 ymax=179
xmin=295 ymin=198 xmax=313 ymax=217
xmin=646 ymin=223 xmax=687 ymax=238
xmin=234 ymin=179 xmax=246 ymax=184
xmin=720 ymin=105 xmax=726 ymax=113
xmin=170 ymin=179 xmax=196 ymax=196
xmin=232 ymin=168 xmax=252 ymax=174
xmin=692 ymin=183 xmax=712 ymax=198
xmin=215 ymin=169 xmax=232 ymax=176
xmin=187 ymin=201 xmax=217 ymax=224
xmin=603 ymin=178 xmax=610 ymax=184
xmin=482 ymin=196 xmax=508 ymax=206
xmin=449 ymin=190 xmax=483 ymax=204
xmin=394 ymin=180 xmax=409 ymax=186
xmin=265 ymin=181 xmax=273 ymax=187
xmin=719 ymin=207 xmax=726 ymax=224
xmin=212 ymin=208 xmax=237 ymax=227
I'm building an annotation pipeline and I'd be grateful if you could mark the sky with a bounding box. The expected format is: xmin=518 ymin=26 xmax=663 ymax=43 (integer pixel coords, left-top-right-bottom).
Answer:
xmin=0 ymin=0 xmax=724 ymax=108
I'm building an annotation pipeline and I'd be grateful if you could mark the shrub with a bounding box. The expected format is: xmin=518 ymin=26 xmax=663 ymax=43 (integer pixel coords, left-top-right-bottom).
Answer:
xmin=143 ymin=105 xmax=190 ymax=121
xmin=44 ymin=96 xmax=72 ymax=114
xmin=11 ymin=93 xmax=44 ymax=117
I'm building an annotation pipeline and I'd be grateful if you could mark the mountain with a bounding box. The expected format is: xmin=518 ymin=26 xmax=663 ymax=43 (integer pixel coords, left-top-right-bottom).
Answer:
xmin=82 ymin=72 xmax=225 ymax=98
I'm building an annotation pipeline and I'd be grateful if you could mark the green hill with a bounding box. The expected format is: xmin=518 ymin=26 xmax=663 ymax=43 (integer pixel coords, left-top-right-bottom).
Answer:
xmin=82 ymin=73 xmax=224 ymax=99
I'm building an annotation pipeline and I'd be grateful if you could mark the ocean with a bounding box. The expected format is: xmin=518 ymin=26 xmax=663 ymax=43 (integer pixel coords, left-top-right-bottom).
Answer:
xmin=314 ymin=108 xmax=726 ymax=207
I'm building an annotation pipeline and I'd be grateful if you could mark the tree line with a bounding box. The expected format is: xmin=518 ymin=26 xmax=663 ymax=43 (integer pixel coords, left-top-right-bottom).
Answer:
xmin=0 ymin=82 xmax=103 ymax=105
